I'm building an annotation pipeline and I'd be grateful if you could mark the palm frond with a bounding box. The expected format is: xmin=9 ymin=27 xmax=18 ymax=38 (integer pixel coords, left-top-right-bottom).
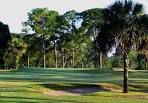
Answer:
xmin=133 ymin=3 xmax=143 ymax=15
xmin=124 ymin=0 xmax=132 ymax=14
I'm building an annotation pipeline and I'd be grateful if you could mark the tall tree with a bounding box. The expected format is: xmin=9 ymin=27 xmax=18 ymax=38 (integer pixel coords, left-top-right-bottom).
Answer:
xmin=22 ymin=34 xmax=38 ymax=67
xmin=98 ymin=0 xmax=148 ymax=93
xmin=137 ymin=31 xmax=148 ymax=69
xmin=24 ymin=8 xmax=59 ymax=68
xmin=79 ymin=8 xmax=103 ymax=69
xmin=0 ymin=22 xmax=11 ymax=68
xmin=4 ymin=37 xmax=27 ymax=69
xmin=62 ymin=10 xmax=78 ymax=68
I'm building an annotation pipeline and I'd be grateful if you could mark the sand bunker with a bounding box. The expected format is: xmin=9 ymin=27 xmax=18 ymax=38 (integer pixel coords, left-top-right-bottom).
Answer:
xmin=45 ymin=86 xmax=117 ymax=96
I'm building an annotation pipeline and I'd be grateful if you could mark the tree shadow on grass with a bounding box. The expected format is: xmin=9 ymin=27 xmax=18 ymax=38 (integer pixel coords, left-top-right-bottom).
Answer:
xmin=40 ymin=83 xmax=100 ymax=90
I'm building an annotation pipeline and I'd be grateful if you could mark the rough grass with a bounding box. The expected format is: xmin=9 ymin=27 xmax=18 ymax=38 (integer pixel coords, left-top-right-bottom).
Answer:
xmin=0 ymin=68 xmax=148 ymax=103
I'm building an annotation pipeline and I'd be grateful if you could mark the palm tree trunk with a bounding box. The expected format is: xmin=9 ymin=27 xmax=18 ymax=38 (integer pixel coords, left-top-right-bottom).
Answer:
xmin=123 ymin=52 xmax=129 ymax=93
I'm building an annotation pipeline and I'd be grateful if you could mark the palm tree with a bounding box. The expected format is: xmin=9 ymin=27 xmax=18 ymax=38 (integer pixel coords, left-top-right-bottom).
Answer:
xmin=97 ymin=0 xmax=148 ymax=93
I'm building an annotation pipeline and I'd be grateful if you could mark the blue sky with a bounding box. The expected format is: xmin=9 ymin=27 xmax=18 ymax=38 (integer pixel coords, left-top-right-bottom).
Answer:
xmin=0 ymin=0 xmax=148 ymax=33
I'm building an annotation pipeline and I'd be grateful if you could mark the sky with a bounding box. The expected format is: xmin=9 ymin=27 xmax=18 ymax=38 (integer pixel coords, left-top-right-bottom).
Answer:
xmin=0 ymin=0 xmax=148 ymax=33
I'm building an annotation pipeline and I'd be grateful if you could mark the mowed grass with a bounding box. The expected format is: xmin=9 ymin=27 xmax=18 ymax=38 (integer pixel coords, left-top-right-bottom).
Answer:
xmin=0 ymin=68 xmax=148 ymax=103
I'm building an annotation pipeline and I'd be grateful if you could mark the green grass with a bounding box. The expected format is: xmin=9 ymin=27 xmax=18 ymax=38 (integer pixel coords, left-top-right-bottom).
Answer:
xmin=0 ymin=68 xmax=148 ymax=103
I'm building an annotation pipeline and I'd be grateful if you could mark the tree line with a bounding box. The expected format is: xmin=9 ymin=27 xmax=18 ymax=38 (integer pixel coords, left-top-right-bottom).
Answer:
xmin=1 ymin=8 xmax=110 ymax=69
xmin=0 ymin=6 xmax=147 ymax=70
xmin=0 ymin=1 xmax=147 ymax=70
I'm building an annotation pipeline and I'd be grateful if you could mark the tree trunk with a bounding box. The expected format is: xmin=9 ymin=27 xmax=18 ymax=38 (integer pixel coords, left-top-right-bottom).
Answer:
xmin=27 ymin=56 xmax=30 ymax=68
xmin=146 ymin=60 xmax=148 ymax=70
xmin=55 ymin=43 xmax=57 ymax=68
xmin=62 ymin=48 xmax=65 ymax=68
xmin=145 ymin=58 xmax=147 ymax=70
xmin=94 ymin=59 xmax=99 ymax=69
xmin=72 ymin=49 xmax=75 ymax=68
xmin=49 ymin=59 xmax=51 ymax=68
xmin=16 ymin=60 xmax=19 ymax=69
xmin=43 ymin=52 xmax=46 ymax=68
xmin=123 ymin=52 xmax=129 ymax=93
xmin=42 ymin=34 xmax=46 ymax=68
xmin=62 ymin=55 xmax=65 ymax=68
xmin=64 ymin=58 xmax=67 ymax=68
xmin=99 ymin=52 xmax=103 ymax=69
xmin=81 ymin=60 xmax=84 ymax=68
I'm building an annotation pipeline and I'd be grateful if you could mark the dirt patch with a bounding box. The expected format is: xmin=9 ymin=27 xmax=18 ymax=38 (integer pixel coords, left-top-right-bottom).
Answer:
xmin=45 ymin=86 xmax=118 ymax=96
xmin=44 ymin=90 xmax=77 ymax=96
